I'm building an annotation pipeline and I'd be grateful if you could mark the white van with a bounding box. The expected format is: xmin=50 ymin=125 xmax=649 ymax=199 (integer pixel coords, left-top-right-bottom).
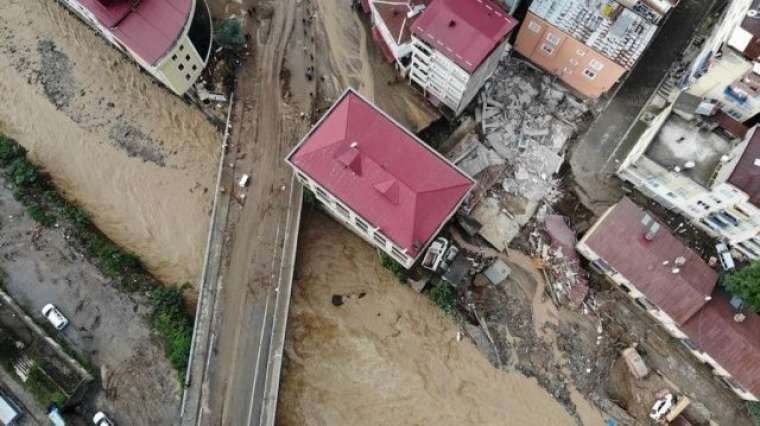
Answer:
xmin=0 ymin=393 xmax=21 ymax=426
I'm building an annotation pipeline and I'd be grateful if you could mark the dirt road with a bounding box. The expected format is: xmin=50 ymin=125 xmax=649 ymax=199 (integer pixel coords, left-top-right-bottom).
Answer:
xmin=279 ymin=210 xmax=587 ymax=426
xmin=0 ymin=0 xmax=219 ymax=286
xmin=192 ymin=1 xmax=314 ymax=424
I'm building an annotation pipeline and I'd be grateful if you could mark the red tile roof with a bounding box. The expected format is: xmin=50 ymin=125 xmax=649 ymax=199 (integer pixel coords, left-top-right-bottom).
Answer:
xmin=582 ymin=198 xmax=718 ymax=324
xmin=728 ymin=128 xmax=760 ymax=206
xmin=373 ymin=0 xmax=430 ymax=47
xmin=411 ymin=0 xmax=518 ymax=72
xmin=287 ymin=89 xmax=474 ymax=257
xmin=682 ymin=290 xmax=760 ymax=398
xmin=77 ymin=0 xmax=192 ymax=65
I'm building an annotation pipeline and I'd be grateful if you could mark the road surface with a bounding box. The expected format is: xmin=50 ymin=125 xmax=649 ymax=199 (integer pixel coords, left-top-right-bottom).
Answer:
xmin=181 ymin=0 xmax=314 ymax=425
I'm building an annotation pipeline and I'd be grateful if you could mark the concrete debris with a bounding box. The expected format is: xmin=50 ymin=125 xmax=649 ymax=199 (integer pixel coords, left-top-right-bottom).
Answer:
xmin=476 ymin=57 xmax=588 ymax=204
xmin=483 ymin=259 xmax=512 ymax=285
xmin=527 ymin=214 xmax=589 ymax=308
xmin=457 ymin=142 xmax=505 ymax=178
xmin=470 ymin=197 xmax=520 ymax=252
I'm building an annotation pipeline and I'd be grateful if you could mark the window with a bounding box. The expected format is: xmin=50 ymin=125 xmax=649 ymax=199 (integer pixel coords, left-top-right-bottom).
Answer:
xmin=588 ymin=58 xmax=604 ymax=71
xmin=172 ymin=54 xmax=178 ymax=61
xmin=185 ymin=54 xmax=191 ymax=61
xmin=186 ymin=74 xmax=192 ymax=81
xmin=721 ymin=376 xmax=746 ymax=393
xmin=583 ymin=68 xmax=597 ymax=80
xmin=592 ymin=259 xmax=612 ymax=272
xmin=576 ymin=48 xmax=586 ymax=56
xmin=373 ymin=232 xmax=387 ymax=247
xmin=635 ymin=297 xmax=657 ymax=311
xmin=335 ymin=202 xmax=350 ymax=218
xmin=391 ymin=246 xmax=407 ymax=262
xmin=545 ymin=33 xmax=561 ymax=45
xmin=315 ymin=187 xmax=329 ymax=200
xmin=297 ymin=172 xmax=308 ymax=183
xmin=568 ymin=58 xmax=578 ymax=66
xmin=179 ymin=63 xmax=185 ymax=71
xmin=179 ymin=44 xmax=185 ymax=51
xmin=541 ymin=43 xmax=555 ymax=55
xmin=528 ymin=21 xmax=541 ymax=33
xmin=355 ymin=218 xmax=369 ymax=233
xmin=681 ymin=338 xmax=698 ymax=351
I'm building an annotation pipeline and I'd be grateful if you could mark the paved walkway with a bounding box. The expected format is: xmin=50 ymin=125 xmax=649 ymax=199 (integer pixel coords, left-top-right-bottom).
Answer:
xmin=570 ymin=0 xmax=720 ymax=214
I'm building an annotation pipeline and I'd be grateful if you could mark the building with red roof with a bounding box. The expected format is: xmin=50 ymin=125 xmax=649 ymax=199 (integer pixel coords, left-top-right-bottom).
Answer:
xmin=286 ymin=89 xmax=474 ymax=268
xmin=369 ymin=1 xmax=430 ymax=66
xmin=406 ymin=0 xmax=518 ymax=116
xmin=59 ymin=0 xmax=212 ymax=95
xmin=578 ymin=197 xmax=760 ymax=401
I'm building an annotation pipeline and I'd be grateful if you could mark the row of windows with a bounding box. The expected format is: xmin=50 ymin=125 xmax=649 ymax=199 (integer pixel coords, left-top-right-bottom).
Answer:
xmin=530 ymin=20 xmax=604 ymax=81
xmin=170 ymin=44 xmax=199 ymax=81
xmin=297 ymin=172 xmax=408 ymax=264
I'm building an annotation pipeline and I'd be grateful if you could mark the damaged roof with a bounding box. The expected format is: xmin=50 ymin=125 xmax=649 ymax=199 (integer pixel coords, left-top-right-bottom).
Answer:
xmin=528 ymin=0 xmax=657 ymax=69
xmin=581 ymin=198 xmax=718 ymax=324
xmin=372 ymin=0 xmax=430 ymax=46
xmin=411 ymin=0 xmax=518 ymax=72
xmin=76 ymin=0 xmax=192 ymax=65
xmin=728 ymin=127 xmax=760 ymax=206
xmin=287 ymin=89 xmax=474 ymax=257
xmin=682 ymin=290 xmax=760 ymax=398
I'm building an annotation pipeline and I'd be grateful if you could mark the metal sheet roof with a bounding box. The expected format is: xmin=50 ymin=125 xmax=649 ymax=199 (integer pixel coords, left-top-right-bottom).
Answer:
xmin=287 ymin=89 xmax=474 ymax=257
xmin=76 ymin=0 xmax=192 ymax=65
xmin=581 ymin=198 xmax=718 ymax=324
xmin=411 ymin=0 xmax=518 ymax=72
xmin=728 ymin=127 xmax=760 ymax=206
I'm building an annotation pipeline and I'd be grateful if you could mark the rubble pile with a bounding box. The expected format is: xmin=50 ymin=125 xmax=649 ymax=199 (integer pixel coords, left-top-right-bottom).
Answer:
xmin=478 ymin=58 xmax=589 ymax=203
xmin=529 ymin=213 xmax=589 ymax=308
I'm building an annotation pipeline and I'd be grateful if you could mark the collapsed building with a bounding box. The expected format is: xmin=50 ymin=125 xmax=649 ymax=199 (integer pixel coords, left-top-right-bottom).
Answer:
xmin=286 ymin=89 xmax=474 ymax=269
xmin=58 ymin=0 xmax=213 ymax=95
xmin=577 ymin=197 xmax=760 ymax=402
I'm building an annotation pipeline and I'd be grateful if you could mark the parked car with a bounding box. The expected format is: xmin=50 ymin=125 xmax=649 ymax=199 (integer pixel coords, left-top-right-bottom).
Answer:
xmin=649 ymin=393 xmax=674 ymax=421
xmin=41 ymin=304 xmax=69 ymax=331
xmin=93 ymin=411 xmax=114 ymax=426
xmin=716 ymin=243 xmax=735 ymax=271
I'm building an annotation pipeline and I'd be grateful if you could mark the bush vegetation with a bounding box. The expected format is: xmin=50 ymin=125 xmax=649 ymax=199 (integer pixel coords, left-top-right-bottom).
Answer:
xmin=0 ymin=135 xmax=193 ymax=377
xmin=428 ymin=281 xmax=456 ymax=316
xmin=215 ymin=18 xmax=246 ymax=49
xmin=379 ymin=252 xmax=406 ymax=281
xmin=26 ymin=366 xmax=67 ymax=407
xmin=749 ymin=401 xmax=760 ymax=426
xmin=722 ymin=261 xmax=760 ymax=313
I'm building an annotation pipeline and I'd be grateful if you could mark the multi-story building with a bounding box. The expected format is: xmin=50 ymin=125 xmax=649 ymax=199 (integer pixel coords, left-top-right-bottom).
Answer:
xmin=616 ymin=95 xmax=760 ymax=259
xmin=728 ymin=0 xmax=760 ymax=60
xmin=286 ymin=88 xmax=475 ymax=269
xmin=407 ymin=0 xmax=518 ymax=116
xmin=577 ymin=198 xmax=760 ymax=401
xmin=58 ymin=0 xmax=212 ymax=95
xmin=514 ymin=0 xmax=663 ymax=99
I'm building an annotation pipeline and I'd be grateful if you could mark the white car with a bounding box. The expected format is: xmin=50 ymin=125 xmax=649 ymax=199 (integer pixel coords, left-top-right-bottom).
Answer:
xmin=93 ymin=411 xmax=114 ymax=425
xmin=649 ymin=393 xmax=674 ymax=421
xmin=41 ymin=304 xmax=69 ymax=331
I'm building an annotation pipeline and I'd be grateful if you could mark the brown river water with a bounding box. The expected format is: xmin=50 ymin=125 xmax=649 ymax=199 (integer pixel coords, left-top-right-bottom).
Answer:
xmin=0 ymin=0 xmax=219 ymax=286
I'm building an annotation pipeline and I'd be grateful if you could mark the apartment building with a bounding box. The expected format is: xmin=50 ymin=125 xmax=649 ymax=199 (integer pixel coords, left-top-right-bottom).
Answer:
xmin=286 ymin=89 xmax=475 ymax=269
xmin=58 ymin=0 xmax=212 ymax=95
xmin=577 ymin=198 xmax=760 ymax=401
xmin=616 ymin=93 xmax=760 ymax=260
xmin=514 ymin=0 xmax=662 ymax=98
xmin=407 ymin=0 xmax=518 ymax=116
xmin=728 ymin=0 xmax=760 ymax=60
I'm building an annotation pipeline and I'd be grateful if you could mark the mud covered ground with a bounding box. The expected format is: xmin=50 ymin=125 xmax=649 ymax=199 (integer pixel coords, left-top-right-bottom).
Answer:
xmin=0 ymin=179 xmax=180 ymax=425
xmin=0 ymin=0 xmax=220 ymax=287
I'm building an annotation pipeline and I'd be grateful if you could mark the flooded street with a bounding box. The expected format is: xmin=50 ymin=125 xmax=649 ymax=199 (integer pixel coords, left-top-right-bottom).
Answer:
xmin=0 ymin=0 xmax=219 ymax=286
xmin=279 ymin=210 xmax=586 ymax=426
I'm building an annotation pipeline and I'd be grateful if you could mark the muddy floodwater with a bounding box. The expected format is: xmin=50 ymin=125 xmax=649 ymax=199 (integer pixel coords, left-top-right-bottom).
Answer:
xmin=0 ymin=0 xmax=219 ymax=286
xmin=279 ymin=210 xmax=595 ymax=426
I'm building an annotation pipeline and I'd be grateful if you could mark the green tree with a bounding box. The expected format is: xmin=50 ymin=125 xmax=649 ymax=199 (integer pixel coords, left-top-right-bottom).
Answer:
xmin=428 ymin=281 xmax=456 ymax=315
xmin=723 ymin=261 xmax=760 ymax=313
xmin=379 ymin=252 xmax=406 ymax=281
xmin=215 ymin=18 xmax=246 ymax=49
xmin=748 ymin=401 xmax=760 ymax=426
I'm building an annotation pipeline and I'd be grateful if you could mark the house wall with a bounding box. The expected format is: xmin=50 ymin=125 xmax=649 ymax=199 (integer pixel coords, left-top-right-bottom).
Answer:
xmin=577 ymin=234 xmax=759 ymax=401
xmin=409 ymin=36 xmax=473 ymax=114
xmin=455 ymin=37 xmax=511 ymax=116
xmin=618 ymin=157 xmax=760 ymax=257
xmin=369 ymin=3 xmax=413 ymax=63
xmin=514 ymin=13 xmax=626 ymax=99
xmin=617 ymin=104 xmax=674 ymax=171
xmin=292 ymin=169 xmax=416 ymax=269
xmin=60 ymin=0 xmax=208 ymax=95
